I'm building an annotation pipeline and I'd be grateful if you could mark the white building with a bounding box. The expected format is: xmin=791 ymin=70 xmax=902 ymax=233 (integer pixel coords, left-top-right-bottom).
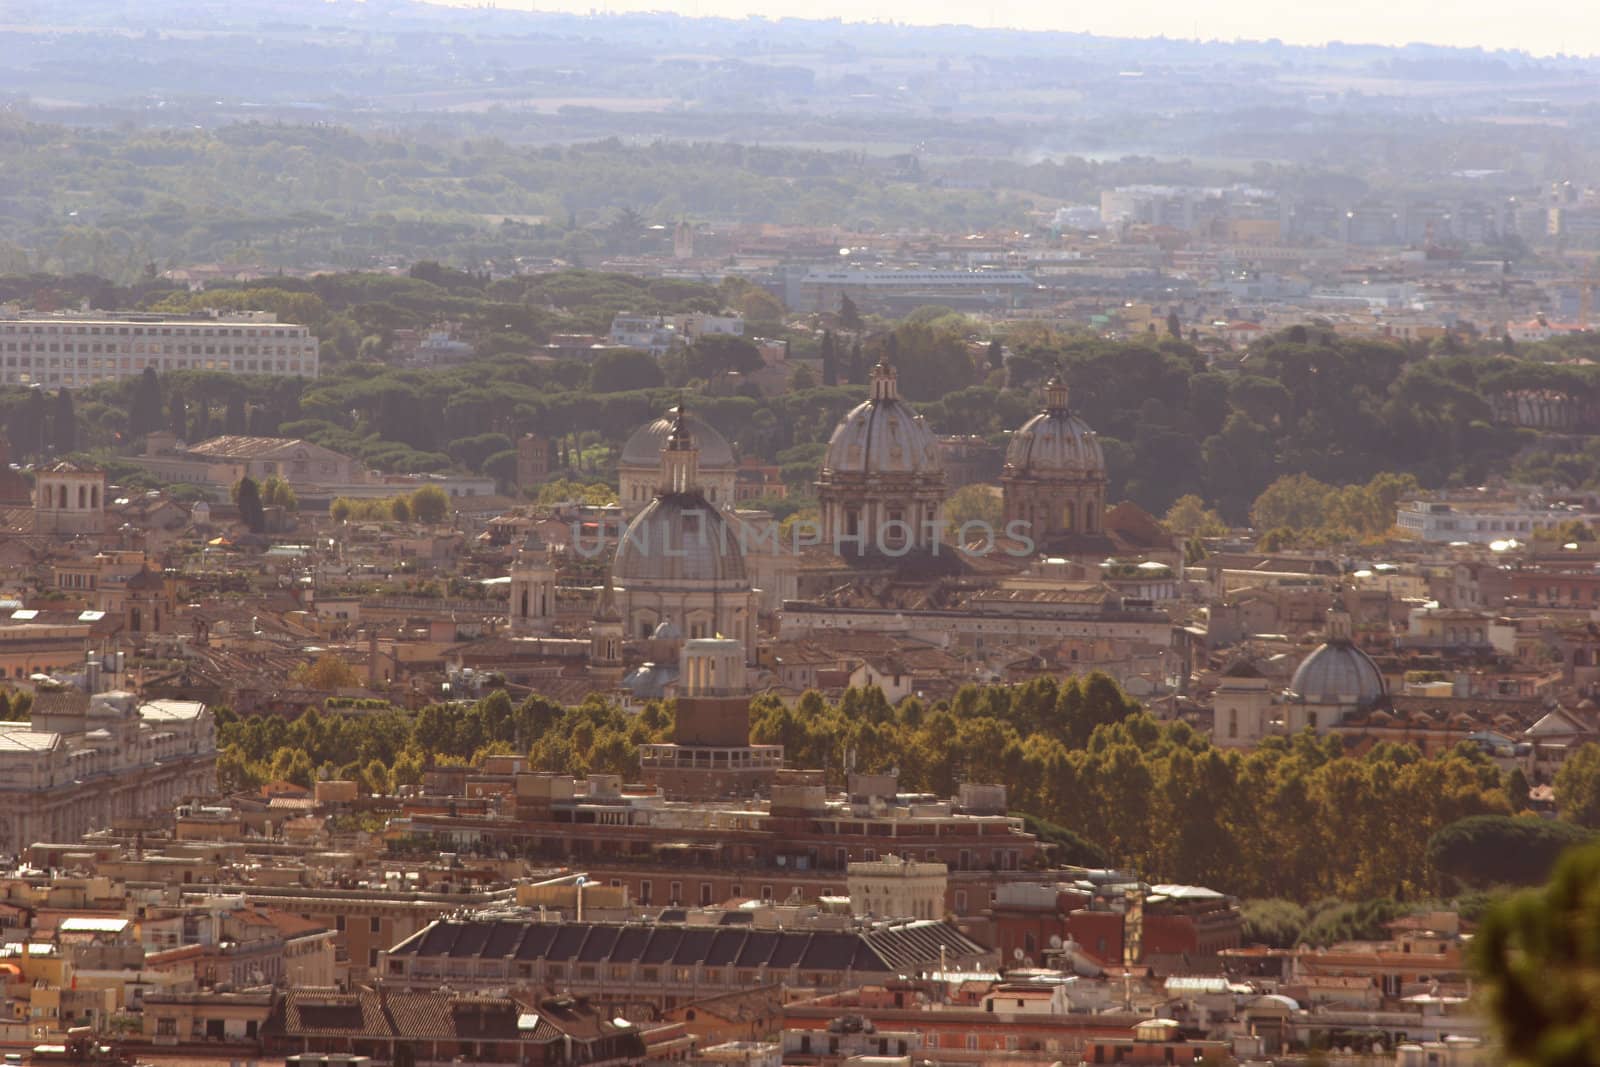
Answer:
xmin=1396 ymin=499 xmax=1595 ymax=544
xmin=0 ymin=310 xmax=319 ymax=387
xmin=0 ymin=690 xmax=215 ymax=852
xmin=608 ymin=314 xmax=678 ymax=355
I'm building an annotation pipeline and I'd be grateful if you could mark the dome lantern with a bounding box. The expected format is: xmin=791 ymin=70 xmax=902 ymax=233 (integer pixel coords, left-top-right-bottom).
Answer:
xmin=870 ymin=360 xmax=899 ymax=403
xmin=1044 ymin=376 xmax=1070 ymax=414
xmin=659 ymin=402 xmax=700 ymax=496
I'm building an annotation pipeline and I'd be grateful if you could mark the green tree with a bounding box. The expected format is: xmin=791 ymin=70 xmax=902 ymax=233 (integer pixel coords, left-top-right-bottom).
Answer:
xmin=1162 ymin=494 xmax=1227 ymax=537
xmin=838 ymin=293 xmax=863 ymax=332
xmin=260 ymin=475 xmax=298 ymax=512
xmin=589 ymin=349 xmax=664 ymax=393
xmin=1476 ymin=843 xmax=1600 ymax=1064
xmin=1555 ymin=743 xmax=1600 ymax=827
xmin=129 ymin=367 xmax=163 ymax=437
xmin=234 ymin=475 xmax=266 ymax=533
xmin=291 ymin=653 xmax=361 ymax=691
xmin=945 ymin=483 xmax=1003 ymax=531
xmin=52 ymin=388 xmax=76 ymax=454
xmin=820 ymin=330 xmax=838 ymax=387
xmin=410 ymin=485 xmax=450 ymax=524
xmin=168 ymin=390 xmax=188 ymax=440
xmin=225 ymin=392 xmax=247 ymax=435
xmin=1250 ymin=473 xmax=1334 ymax=532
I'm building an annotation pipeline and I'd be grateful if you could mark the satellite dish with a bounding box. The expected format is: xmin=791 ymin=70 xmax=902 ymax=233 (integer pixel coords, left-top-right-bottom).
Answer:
xmin=1012 ymin=948 xmax=1025 ymax=961
xmin=1049 ymin=934 xmax=1063 ymax=949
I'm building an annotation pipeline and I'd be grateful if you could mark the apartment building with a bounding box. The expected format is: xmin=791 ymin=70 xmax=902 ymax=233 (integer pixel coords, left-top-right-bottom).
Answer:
xmin=0 ymin=310 xmax=319 ymax=387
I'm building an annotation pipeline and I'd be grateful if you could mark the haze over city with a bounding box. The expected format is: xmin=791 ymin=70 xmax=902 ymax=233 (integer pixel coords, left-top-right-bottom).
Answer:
xmin=434 ymin=0 xmax=1600 ymax=55
xmin=0 ymin=0 xmax=1599 ymax=1063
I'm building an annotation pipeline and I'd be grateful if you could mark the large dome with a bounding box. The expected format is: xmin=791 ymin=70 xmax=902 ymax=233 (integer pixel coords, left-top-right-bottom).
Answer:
xmin=820 ymin=364 xmax=942 ymax=477
xmin=621 ymin=408 xmax=736 ymax=470
xmin=612 ymin=494 xmax=749 ymax=587
xmin=1005 ymin=379 xmax=1105 ymax=479
xmin=1289 ymin=641 xmax=1386 ymax=708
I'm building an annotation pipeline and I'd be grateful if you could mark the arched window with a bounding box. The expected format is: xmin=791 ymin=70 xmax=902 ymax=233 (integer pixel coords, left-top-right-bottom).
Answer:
xmin=1062 ymin=501 xmax=1075 ymax=532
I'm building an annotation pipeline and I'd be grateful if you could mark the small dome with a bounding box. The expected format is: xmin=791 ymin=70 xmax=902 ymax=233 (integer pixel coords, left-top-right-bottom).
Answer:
xmin=621 ymin=407 xmax=736 ymax=470
xmin=613 ymin=495 xmax=749 ymax=587
xmin=820 ymin=363 xmax=942 ymax=477
xmin=1289 ymin=640 xmax=1386 ymax=708
xmin=1005 ymin=379 xmax=1105 ymax=479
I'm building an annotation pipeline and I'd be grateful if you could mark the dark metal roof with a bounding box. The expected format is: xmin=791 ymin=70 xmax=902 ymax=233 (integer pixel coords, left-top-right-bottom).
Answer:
xmin=390 ymin=918 xmax=986 ymax=976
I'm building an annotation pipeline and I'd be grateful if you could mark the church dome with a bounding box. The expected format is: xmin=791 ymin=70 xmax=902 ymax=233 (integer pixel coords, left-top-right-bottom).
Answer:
xmin=820 ymin=363 xmax=943 ymax=478
xmin=1005 ymin=379 xmax=1105 ymax=479
xmin=1289 ymin=640 xmax=1386 ymax=708
xmin=621 ymin=407 xmax=736 ymax=470
xmin=612 ymin=494 xmax=749 ymax=587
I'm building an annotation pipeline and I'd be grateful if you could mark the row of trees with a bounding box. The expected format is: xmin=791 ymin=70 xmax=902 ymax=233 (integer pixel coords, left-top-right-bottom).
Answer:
xmin=215 ymin=673 xmax=1563 ymax=903
xmin=328 ymin=486 xmax=451 ymax=525
xmin=16 ymin=267 xmax=1600 ymax=522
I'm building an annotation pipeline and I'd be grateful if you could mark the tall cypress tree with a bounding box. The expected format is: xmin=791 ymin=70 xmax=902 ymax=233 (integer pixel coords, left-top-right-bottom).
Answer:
xmin=235 ymin=476 xmax=266 ymax=533
xmin=52 ymin=389 xmax=76 ymax=455
xmin=821 ymin=330 xmax=838 ymax=387
xmin=224 ymin=393 xmax=247 ymax=435
xmin=130 ymin=367 xmax=162 ymax=437
xmin=168 ymin=391 xmax=188 ymax=440
xmin=848 ymin=339 xmax=865 ymax=385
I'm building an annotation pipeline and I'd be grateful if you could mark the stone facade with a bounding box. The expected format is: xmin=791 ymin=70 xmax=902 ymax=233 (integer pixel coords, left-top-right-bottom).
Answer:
xmin=0 ymin=690 xmax=215 ymax=852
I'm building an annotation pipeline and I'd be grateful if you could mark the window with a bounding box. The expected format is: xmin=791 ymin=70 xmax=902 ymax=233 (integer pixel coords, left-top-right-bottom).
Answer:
xmin=370 ymin=917 xmax=382 ymax=934
xmin=156 ymin=1019 xmax=176 ymax=1037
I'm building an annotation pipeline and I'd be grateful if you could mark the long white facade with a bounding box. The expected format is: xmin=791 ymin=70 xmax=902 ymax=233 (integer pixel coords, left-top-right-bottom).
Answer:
xmin=0 ymin=311 xmax=319 ymax=387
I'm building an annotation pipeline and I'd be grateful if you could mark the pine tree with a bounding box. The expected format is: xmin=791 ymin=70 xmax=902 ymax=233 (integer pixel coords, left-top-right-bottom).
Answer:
xmin=848 ymin=339 xmax=865 ymax=385
xmin=821 ymin=330 xmax=838 ymax=387
xmin=1166 ymin=311 xmax=1182 ymax=339
xmin=52 ymin=389 xmax=76 ymax=455
xmin=987 ymin=339 xmax=1004 ymax=371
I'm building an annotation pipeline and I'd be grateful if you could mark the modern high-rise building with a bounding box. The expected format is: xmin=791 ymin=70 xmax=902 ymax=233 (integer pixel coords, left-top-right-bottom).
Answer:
xmin=0 ymin=310 xmax=319 ymax=387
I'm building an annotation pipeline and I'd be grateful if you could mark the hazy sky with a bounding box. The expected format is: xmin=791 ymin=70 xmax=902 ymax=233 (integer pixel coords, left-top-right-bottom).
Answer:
xmin=440 ymin=0 xmax=1598 ymax=57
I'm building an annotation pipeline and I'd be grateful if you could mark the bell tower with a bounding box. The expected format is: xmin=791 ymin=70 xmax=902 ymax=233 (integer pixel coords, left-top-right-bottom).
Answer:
xmin=508 ymin=534 xmax=556 ymax=635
